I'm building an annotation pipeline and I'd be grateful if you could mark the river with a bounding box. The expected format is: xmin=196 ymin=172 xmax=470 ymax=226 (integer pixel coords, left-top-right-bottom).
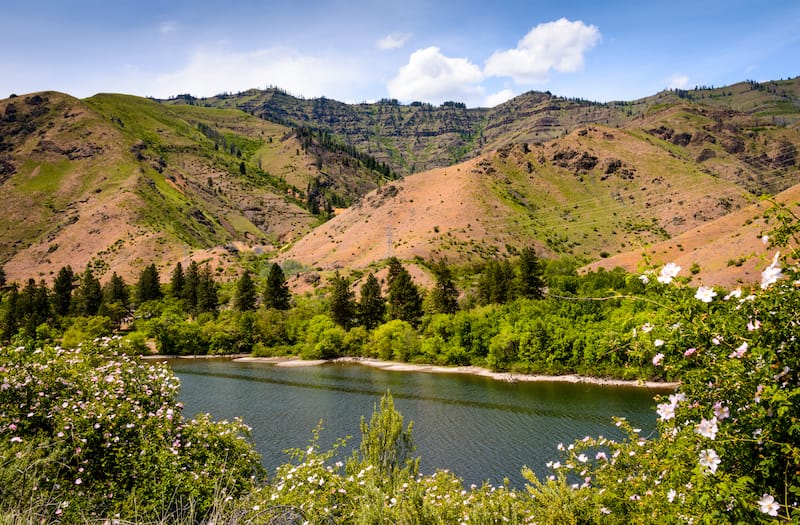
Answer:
xmin=168 ymin=358 xmax=664 ymax=488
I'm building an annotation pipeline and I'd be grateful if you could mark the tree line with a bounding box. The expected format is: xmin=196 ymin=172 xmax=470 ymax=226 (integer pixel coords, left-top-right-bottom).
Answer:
xmin=0 ymin=248 xmax=677 ymax=379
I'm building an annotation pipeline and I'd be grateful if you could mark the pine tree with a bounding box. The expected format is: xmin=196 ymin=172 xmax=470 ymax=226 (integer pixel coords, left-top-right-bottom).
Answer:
xmin=170 ymin=262 xmax=185 ymax=299
xmin=137 ymin=264 xmax=162 ymax=303
xmin=196 ymin=264 xmax=218 ymax=313
xmin=517 ymin=247 xmax=546 ymax=300
xmin=329 ymin=271 xmax=356 ymax=328
xmin=429 ymin=259 xmax=459 ymax=314
xmin=234 ymin=270 xmax=258 ymax=311
xmin=183 ymin=261 xmax=200 ymax=311
xmin=263 ymin=263 xmax=291 ymax=310
xmin=1 ymin=284 xmax=19 ymax=341
xmin=358 ymin=273 xmax=385 ymax=329
xmin=19 ymin=279 xmax=50 ymax=335
xmin=387 ymin=263 xmax=423 ymax=327
xmin=100 ymin=272 xmax=129 ymax=329
xmin=0 ymin=266 xmax=5 ymax=288
xmin=386 ymin=257 xmax=404 ymax=287
xmin=478 ymin=259 xmax=515 ymax=305
xmin=52 ymin=265 xmax=75 ymax=317
xmin=74 ymin=267 xmax=103 ymax=316
xmin=102 ymin=272 xmax=129 ymax=306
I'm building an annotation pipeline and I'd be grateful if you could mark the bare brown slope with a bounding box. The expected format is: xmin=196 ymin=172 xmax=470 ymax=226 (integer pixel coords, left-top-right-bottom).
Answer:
xmin=583 ymin=183 xmax=800 ymax=287
xmin=277 ymin=156 xmax=497 ymax=270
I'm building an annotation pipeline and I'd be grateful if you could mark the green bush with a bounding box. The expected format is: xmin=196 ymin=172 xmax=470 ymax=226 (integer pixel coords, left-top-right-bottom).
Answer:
xmin=0 ymin=338 xmax=263 ymax=522
xmin=370 ymin=319 xmax=419 ymax=361
xmin=536 ymin=251 xmax=800 ymax=522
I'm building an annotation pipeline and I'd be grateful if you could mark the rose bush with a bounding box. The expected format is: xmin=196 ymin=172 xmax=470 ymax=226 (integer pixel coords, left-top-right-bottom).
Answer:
xmin=0 ymin=337 xmax=262 ymax=522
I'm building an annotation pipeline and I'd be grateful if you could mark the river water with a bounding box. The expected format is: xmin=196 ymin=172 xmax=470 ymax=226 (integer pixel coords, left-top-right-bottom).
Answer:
xmin=168 ymin=358 xmax=666 ymax=488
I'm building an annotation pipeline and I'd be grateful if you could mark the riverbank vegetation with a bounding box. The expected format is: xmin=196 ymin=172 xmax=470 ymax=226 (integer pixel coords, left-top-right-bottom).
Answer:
xmin=1 ymin=203 xmax=798 ymax=522
xmin=3 ymin=246 xmax=683 ymax=381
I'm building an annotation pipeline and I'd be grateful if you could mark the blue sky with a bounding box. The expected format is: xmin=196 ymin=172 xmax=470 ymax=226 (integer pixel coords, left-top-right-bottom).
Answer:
xmin=3 ymin=0 xmax=798 ymax=107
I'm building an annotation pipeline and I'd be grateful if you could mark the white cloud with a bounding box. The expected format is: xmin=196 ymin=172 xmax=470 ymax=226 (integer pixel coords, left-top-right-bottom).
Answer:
xmin=386 ymin=46 xmax=484 ymax=104
xmin=484 ymin=89 xmax=515 ymax=107
xmin=484 ymin=18 xmax=600 ymax=84
xmin=151 ymin=47 xmax=363 ymax=99
xmin=159 ymin=21 xmax=179 ymax=35
xmin=667 ymin=73 xmax=689 ymax=89
xmin=376 ymin=32 xmax=412 ymax=51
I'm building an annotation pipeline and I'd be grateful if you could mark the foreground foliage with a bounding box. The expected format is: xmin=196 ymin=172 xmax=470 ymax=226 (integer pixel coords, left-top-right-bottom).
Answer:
xmin=0 ymin=338 xmax=262 ymax=522
xmin=2 ymin=245 xmax=797 ymax=522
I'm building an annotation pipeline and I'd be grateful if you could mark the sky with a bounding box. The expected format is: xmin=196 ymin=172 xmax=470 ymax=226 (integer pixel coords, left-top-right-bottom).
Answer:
xmin=2 ymin=0 xmax=798 ymax=107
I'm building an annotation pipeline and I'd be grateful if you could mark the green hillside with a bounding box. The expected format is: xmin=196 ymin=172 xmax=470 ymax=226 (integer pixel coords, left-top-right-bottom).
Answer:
xmin=1 ymin=77 xmax=798 ymax=284
xmin=0 ymin=92 xmax=386 ymax=282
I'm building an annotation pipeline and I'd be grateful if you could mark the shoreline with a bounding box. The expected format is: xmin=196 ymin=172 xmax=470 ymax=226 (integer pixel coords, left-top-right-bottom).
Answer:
xmin=232 ymin=355 xmax=679 ymax=390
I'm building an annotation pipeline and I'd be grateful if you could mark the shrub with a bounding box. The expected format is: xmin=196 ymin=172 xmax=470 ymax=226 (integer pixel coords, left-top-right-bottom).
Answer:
xmin=537 ymin=251 xmax=800 ymax=522
xmin=0 ymin=338 xmax=263 ymax=522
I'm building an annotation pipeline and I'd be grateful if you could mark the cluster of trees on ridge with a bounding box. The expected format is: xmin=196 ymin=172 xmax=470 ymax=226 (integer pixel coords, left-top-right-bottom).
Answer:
xmin=0 ymin=248 xmax=706 ymax=380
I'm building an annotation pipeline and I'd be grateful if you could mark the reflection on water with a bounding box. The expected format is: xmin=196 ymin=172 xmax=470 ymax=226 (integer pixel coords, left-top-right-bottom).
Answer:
xmin=169 ymin=358 xmax=663 ymax=488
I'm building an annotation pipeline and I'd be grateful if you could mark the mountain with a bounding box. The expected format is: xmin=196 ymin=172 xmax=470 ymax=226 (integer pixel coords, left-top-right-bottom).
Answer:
xmin=175 ymin=78 xmax=800 ymax=178
xmin=278 ymin=79 xmax=800 ymax=278
xmin=1 ymin=77 xmax=799 ymax=286
xmin=0 ymin=92 xmax=390 ymax=283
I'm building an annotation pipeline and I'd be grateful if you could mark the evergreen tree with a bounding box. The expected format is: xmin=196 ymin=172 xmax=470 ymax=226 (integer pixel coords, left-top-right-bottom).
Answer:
xmin=196 ymin=264 xmax=218 ymax=313
xmin=0 ymin=266 xmax=5 ymax=288
xmin=136 ymin=264 xmax=162 ymax=303
xmin=103 ymin=272 xmax=129 ymax=306
xmin=386 ymin=257 xmax=404 ymax=287
xmin=74 ymin=267 xmax=103 ymax=316
xmin=51 ymin=265 xmax=75 ymax=317
xmin=478 ymin=259 xmax=515 ymax=305
xmin=329 ymin=271 xmax=356 ymax=328
xmin=170 ymin=262 xmax=185 ymax=299
xmin=183 ymin=261 xmax=200 ymax=311
xmin=100 ymin=273 xmax=129 ymax=329
xmin=517 ymin=247 xmax=546 ymax=300
xmin=263 ymin=263 xmax=291 ymax=310
xmin=429 ymin=259 xmax=459 ymax=314
xmin=358 ymin=273 xmax=385 ymax=329
xmin=387 ymin=264 xmax=423 ymax=327
xmin=234 ymin=270 xmax=258 ymax=311
xmin=1 ymin=284 xmax=19 ymax=341
xmin=19 ymin=279 xmax=50 ymax=335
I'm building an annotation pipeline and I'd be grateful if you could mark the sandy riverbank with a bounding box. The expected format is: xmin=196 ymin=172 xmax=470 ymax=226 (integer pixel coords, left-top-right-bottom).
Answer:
xmin=233 ymin=355 xmax=679 ymax=390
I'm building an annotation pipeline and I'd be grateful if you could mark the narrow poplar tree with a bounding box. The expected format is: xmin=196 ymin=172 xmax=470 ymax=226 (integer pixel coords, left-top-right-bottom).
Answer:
xmin=387 ymin=263 xmax=423 ymax=327
xmin=183 ymin=261 xmax=200 ymax=311
xmin=196 ymin=264 xmax=218 ymax=313
xmin=517 ymin=247 xmax=546 ymax=300
xmin=1 ymin=284 xmax=19 ymax=340
xmin=100 ymin=272 xmax=129 ymax=329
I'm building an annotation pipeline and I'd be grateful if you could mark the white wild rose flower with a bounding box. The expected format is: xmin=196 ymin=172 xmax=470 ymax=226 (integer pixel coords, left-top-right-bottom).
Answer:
xmin=657 ymin=262 xmax=681 ymax=284
xmin=694 ymin=286 xmax=717 ymax=303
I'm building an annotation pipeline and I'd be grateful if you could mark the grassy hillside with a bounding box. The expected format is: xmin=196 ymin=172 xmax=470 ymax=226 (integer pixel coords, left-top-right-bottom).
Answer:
xmin=1 ymin=78 xmax=798 ymax=286
xmin=279 ymin=107 xmax=799 ymax=281
xmin=0 ymin=93 xmax=320 ymax=282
